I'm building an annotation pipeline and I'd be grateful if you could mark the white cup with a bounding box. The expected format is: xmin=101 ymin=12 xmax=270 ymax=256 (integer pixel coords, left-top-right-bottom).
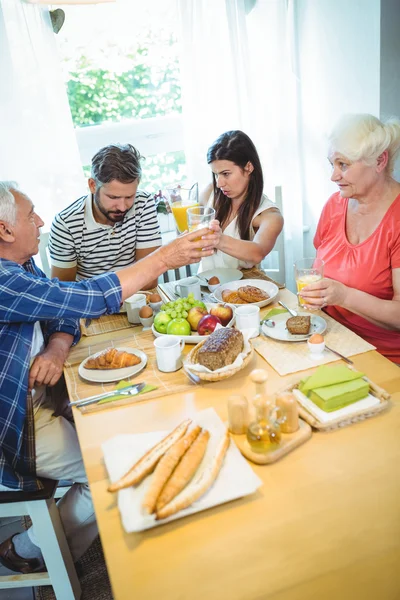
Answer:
xmin=154 ymin=336 xmax=185 ymax=372
xmin=174 ymin=276 xmax=201 ymax=300
xmin=234 ymin=305 xmax=260 ymax=338
xmin=124 ymin=294 xmax=147 ymax=324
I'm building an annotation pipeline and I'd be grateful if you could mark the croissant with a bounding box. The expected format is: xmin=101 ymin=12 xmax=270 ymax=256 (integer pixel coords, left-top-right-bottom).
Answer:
xmin=85 ymin=348 xmax=141 ymax=370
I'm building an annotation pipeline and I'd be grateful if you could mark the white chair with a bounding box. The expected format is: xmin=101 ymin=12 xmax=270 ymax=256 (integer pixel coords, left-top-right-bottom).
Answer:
xmin=38 ymin=231 xmax=51 ymax=277
xmin=260 ymin=186 xmax=286 ymax=285
xmin=0 ymin=478 xmax=81 ymax=599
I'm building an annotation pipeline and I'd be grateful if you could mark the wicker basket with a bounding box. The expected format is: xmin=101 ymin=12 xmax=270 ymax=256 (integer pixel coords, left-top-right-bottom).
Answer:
xmin=283 ymin=376 xmax=391 ymax=432
xmin=184 ymin=339 xmax=254 ymax=382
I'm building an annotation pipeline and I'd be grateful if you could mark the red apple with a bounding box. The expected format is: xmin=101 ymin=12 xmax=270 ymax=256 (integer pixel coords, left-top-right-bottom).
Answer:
xmin=197 ymin=314 xmax=222 ymax=336
xmin=187 ymin=306 xmax=208 ymax=331
xmin=210 ymin=303 xmax=233 ymax=327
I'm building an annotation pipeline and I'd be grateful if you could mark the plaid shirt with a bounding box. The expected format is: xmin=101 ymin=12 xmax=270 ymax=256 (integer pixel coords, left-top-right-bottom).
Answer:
xmin=0 ymin=257 xmax=121 ymax=491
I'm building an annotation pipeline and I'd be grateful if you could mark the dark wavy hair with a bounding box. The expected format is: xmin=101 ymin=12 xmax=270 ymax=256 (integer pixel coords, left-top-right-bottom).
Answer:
xmin=91 ymin=144 xmax=143 ymax=186
xmin=207 ymin=130 xmax=264 ymax=241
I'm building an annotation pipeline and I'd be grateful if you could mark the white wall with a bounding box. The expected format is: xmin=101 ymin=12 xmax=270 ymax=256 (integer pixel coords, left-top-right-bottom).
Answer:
xmin=294 ymin=0 xmax=381 ymax=257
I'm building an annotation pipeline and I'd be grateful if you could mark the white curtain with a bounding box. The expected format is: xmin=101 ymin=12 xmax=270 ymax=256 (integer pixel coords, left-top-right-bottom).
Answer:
xmin=0 ymin=0 xmax=84 ymax=232
xmin=178 ymin=0 xmax=304 ymax=290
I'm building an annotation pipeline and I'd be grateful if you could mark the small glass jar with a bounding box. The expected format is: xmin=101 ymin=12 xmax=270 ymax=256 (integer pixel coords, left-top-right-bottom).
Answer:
xmin=227 ymin=395 xmax=249 ymax=435
xmin=276 ymin=391 xmax=299 ymax=433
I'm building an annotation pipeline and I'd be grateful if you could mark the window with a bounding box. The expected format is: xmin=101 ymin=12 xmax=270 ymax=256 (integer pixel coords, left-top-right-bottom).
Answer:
xmin=55 ymin=0 xmax=186 ymax=199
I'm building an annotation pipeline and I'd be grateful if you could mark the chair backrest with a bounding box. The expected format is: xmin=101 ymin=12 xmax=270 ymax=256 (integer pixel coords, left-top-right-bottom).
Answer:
xmin=38 ymin=231 xmax=51 ymax=277
xmin=260 ymin=186 xmax=286 ymax=286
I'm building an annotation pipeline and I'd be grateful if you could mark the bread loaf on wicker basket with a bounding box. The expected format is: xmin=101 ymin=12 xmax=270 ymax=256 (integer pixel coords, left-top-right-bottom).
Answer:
xmin=185 ymin=329 xmax=253 ymax=382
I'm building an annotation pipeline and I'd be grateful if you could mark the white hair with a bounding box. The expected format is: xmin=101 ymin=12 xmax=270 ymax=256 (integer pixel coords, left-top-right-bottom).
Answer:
xmin=0 ymin=181 xmax=19 ymax=226
xmin=329 ymin=113 xmax=400 ymax=174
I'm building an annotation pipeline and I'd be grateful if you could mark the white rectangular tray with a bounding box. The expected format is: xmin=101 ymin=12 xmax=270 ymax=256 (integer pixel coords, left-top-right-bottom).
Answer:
xmin=102 ymin=408 xmax=262 ymax=532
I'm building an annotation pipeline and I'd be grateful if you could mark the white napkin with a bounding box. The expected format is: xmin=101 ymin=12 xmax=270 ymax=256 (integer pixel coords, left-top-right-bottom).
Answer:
xmin=185 ymin=327 xmax=253 ymax=374
xmin=102 ymin=407 xmax=261 ymax=532
xmin=292 ymin=389 xmax=380 ymax=423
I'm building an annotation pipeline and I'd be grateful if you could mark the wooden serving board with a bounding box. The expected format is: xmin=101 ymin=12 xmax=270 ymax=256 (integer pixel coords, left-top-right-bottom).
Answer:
xmin=230 ymin=418 xmax=312 ymax=464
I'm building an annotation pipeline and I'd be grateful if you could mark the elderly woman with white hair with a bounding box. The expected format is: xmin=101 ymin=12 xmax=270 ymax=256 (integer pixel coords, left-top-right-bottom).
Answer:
xmin=299 ymin=113 xmax=400 ymax=364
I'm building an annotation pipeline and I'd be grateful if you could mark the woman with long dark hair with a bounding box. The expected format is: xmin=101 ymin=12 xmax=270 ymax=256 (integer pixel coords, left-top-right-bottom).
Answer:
xmin=199 ymin=130 xmax=283 ymax=271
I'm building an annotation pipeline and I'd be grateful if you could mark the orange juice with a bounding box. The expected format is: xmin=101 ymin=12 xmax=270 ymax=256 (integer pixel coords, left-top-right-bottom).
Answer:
xmin=296 ymin=274 xmax=322 ymax=306
xmin=188 ymin=225 xmax=202 ymax=250
xmin=171 ymin=201 xmax=198 ymax=233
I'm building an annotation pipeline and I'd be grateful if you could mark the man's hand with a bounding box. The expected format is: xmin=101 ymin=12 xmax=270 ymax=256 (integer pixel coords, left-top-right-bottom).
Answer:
xmin=28 ymin=332 xmax=74 ymax=391
xmin=161 ymin=220 xmax=221 ymax=270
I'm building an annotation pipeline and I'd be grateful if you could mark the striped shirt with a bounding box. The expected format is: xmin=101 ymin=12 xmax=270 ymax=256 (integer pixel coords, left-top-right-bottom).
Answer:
xmin=49 ymin=191 xmax=162 ymax=280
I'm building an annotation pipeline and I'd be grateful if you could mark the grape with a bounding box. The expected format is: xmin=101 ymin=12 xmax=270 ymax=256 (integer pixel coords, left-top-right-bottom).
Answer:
xmin=171 ymin=310 xmax=177 ymax=318
xmin=182 ymin=310 xmax=188 ymax=318
xmin=166 ymin=308 xmax=173 ymax=315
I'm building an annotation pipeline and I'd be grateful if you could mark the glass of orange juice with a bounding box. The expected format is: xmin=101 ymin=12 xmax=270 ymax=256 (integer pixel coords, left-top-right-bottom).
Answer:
xmin=187 ymin=206 xmax=216 ymax=250
xmin=165 ymin=183 xmax=199 ymax=233
xmin=294 ymin=258 xmax=324 ymax=308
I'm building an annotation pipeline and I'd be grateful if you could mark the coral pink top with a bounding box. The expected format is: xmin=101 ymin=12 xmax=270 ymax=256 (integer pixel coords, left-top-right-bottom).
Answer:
xmin=314 ymin=192 xmax=400 ymax=363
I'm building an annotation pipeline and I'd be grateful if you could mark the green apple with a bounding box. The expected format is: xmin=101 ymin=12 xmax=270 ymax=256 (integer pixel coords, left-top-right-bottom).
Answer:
xmin=154 ymin=311 xmax=172 ymax=334
xmin=166 ymin=318 xmax=191 ymax=336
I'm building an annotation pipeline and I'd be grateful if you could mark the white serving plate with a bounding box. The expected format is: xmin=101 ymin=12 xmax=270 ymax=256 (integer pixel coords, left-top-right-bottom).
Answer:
xmin=212 ymin=278 xmax=279 ymax=308
xmin=261 ymin=312 xmax=327 ymax=342
xmin=197 ymin=268 xmax=243 ymax=286
xmin=151 ymin=303 xmax=235 ymax=344
xmin=102 ymin=407 xmax=262 ymax=533
xmin=78 ymin=347 xmax=147 ymax=383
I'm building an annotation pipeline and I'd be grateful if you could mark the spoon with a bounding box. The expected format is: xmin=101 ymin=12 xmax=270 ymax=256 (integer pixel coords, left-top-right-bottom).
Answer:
xmin=261 ymin=318 xmax=275 ymax=328
xmin=278 ymin=300 xmax=298 ymax=317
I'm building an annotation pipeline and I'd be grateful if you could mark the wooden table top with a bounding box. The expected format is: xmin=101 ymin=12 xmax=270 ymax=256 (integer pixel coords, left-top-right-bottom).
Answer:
xmin=68 ymin=291 xmax=400 ymax=600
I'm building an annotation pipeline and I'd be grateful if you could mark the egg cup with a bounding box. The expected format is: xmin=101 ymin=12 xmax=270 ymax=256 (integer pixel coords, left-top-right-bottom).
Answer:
xmin=307 ymin=338 xmax=325 ymax=360
xmin=208 ymin=283 xmax=220 ymax=293
xmin=139 ymin=315 xmax=154 ymax=330
xmin=149 ymin=300 xmax=163 ymax=313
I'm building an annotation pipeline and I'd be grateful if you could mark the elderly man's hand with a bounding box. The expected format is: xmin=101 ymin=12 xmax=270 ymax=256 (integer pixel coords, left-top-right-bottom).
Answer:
xmin=162 ymin=220 xmax=221 ymax=269
xmin=29 ymin=347 xmax=66 ymax=391
xmin=28 ymin=332 xmax=74 ymax=391
xmin=299 ymin=277 xmax=349 ymax=309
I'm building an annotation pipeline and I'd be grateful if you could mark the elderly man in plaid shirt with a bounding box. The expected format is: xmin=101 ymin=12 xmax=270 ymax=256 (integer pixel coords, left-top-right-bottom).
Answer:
xmin=0 ymin=181 xmax=220 ymax=574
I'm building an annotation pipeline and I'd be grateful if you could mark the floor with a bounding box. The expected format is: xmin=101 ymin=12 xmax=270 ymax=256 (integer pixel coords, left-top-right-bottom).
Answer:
xmin=0 ymin=517 xmax=35 ymax=600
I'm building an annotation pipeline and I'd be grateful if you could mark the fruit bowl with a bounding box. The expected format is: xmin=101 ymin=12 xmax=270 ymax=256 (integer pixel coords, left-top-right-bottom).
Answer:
xmin=151 ymin=303 xmax=235 ymax=344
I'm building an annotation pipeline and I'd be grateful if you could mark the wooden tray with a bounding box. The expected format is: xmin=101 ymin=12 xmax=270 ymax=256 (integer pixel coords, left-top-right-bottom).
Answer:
xmin=230 ymin=418 xmax=312 ymax=464
xmin=282 ymin=370 xmax=391 ymax=432
xmin=185 ymin=339 xmax=254 ymax=382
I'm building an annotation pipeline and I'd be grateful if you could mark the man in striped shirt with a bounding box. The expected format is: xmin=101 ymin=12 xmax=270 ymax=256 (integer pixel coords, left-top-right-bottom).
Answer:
xmin=49 ymin=144 xmax=162 ymax=287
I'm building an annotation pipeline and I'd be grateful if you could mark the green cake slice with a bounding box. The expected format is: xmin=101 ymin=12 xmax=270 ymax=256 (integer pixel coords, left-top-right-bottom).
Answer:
xmin=307 ymin=378 xmax=370 ymax=412
xmin=300 ymin=365 xmax=364 ymax=393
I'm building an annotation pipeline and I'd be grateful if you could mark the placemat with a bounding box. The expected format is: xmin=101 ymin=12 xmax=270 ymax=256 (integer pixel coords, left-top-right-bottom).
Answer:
xmin=80 ymin=288 xmax=163 ymax=337
xmin=64 ymin=331 xmax=198 ymax=414
xmin=252 ymin=312 xmax=376 ymax=376
xmin=240 ymin=267 xmax=285 ymax=289
xmin=80 ymin=313 xmax=138 ymax=336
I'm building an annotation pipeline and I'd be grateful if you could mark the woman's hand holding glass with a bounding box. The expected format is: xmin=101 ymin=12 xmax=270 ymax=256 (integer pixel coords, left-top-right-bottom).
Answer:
xmin=299 ymin=277 xmax=349 ymax=309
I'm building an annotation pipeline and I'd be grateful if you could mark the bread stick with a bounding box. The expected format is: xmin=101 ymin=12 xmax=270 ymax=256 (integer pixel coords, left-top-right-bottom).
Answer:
xmin=156 ymin=429 xmax=210 ymax=511
xmin=156 ymin=430 xmax=230 ymax=520
xmin=107 ymin=419 xmax=191 ymax=492
xmin=142 ymin=426 xmax=202 ymax=514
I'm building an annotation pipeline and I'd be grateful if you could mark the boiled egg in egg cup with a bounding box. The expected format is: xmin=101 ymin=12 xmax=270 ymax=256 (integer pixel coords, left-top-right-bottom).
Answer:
xmin=208 ymin=276 xmax=221 ymax=293
xmin=307 ymin=333 xmax=325 ymax=359
xmin=139 ymin=305 xmax=154 ymax=330
xmin=148 ymin=292 xmax=163 ymax=313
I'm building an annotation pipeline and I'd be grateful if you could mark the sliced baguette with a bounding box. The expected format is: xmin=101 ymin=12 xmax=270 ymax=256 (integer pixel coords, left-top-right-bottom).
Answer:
xmin=155 ymin=430 xmax=210 ymax=511
xmin=156 ymin=430 xmax=230 ymax=520
xmin=107 ymin=419 xmax=191 ymax=493
xmin=142 ymin=426 xmax=202 ymax=514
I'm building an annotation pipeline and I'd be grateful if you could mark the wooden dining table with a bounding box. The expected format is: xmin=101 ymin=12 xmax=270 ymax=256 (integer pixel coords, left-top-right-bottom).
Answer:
xmin=67 ymin=289 xmax=400 ymax=600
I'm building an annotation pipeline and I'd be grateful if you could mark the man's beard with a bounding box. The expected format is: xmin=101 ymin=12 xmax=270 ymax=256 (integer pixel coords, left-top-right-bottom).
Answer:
xmin=94 ymin=189 xmax=128 ymax=223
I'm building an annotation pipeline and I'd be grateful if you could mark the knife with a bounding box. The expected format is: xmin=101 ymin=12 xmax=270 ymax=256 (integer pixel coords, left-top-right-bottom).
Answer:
xmin=69 ymin=382 xmax=146 ymax=408
xmin=324 ymin=345 xmax=354 ymax=365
